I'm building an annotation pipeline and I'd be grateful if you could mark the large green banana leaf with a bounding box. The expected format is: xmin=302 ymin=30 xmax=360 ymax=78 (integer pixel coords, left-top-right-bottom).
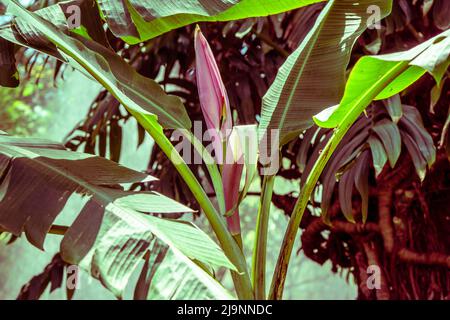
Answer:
xmin=2 ymin=0 xmax=230 ymax=218
xmin=259 ymin=0 xmax=393 ymax=147
xmin=0 ymin=0 xmax=324 ymax=47
xmin=98 ymin=0 xmax=324 ymax=43
xmin=0 ymin=0 xmax=323 ymax=86
xmin=136 ymin=246 xmax=233 ymax=299
xmin=0 ymin=134 xmax=235 ymax=299
xmin=2 ymin=0 xmax=191 ymax=130
xmin=314 ymin=29 xmax=450 ymax=128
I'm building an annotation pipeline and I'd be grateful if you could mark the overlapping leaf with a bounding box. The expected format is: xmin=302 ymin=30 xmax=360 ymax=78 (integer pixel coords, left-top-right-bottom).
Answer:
xmin=2 ymin=0 xmax=191 ymax=130
xmin=259 ymin=0 xmax=393 ymax=147
xmin=305 ymin=28 xmax=447 ymax=224
xmin=0 ymin=135 xmax=235 ymax=299
xmin=314 ymin=29 xmax=450 ymax=128
xmin=299 ymin=101 xmax=436 ymax=223
xmin=99 ymin=0 xmax=324 ymax=44
xmin=136 ymin=247 xmax=233 ymax=299
xmin=1 ymin=0 xmax=325 ymax=45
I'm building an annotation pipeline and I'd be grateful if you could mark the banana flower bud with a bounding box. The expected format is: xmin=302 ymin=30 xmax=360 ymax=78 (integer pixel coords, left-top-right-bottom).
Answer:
xmin=194 ymin=25 xmax=232 ymax=160
xmin=195 ymin=26 xmax=243 ymax=235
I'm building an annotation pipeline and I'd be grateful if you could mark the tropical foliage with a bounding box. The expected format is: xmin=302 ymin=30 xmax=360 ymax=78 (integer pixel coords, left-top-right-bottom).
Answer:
xmin=0 ymin=0 xmax=448 ymax=300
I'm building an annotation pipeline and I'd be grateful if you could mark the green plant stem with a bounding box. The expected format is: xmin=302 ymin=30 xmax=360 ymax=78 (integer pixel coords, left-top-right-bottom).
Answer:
xmin=269 ymin=61 xmax=410 ymax=300
xmin=182 ymin=130 xmax=226 ymax=215
xmin=131 ymin=111 xmax=254 ymax=300
xmin=12 ymin=0 xmax=243 ymax=297
xmin=251 ymin=175 xmax=275 ymax=299
xmin=233 ymin=233 xmax=244 ymax=251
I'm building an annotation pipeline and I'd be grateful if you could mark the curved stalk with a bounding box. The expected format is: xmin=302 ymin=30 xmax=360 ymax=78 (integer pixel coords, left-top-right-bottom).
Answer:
xmin=269 ymin=61 xmax=409 ymax=300
xmin=7 ymin=0 xmax=247 ymax=298
xmin=252 ymin=175 xmax=275 ymax=299
xmin=182 ymin=130 xmax=226 ymax=215
xmin=131 ymin=111 xmax=254 ymax=299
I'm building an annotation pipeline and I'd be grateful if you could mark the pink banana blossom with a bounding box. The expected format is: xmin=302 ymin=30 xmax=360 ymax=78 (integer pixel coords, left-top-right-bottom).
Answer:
xmin=194 ymin=25 xmax=232 ymax=160
xmin=195 ymin=26 xmax=243 ymax=236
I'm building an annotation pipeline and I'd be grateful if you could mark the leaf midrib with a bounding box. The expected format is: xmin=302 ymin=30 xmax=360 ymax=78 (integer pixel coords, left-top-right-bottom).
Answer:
xmin=276 ymin=0 xmax=334 ymax=134
xmin=9 ymin=0 xmax=188 ymax=130
xmin=1 ymin=144 xmax=115 ymax=205
xmin=1 ymin=143 xmax=234 ymax=270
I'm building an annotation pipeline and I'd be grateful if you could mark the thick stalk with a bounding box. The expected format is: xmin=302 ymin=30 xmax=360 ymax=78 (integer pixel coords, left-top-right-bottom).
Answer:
xmin=182 ymin=130 xmax=226 ymax=215
xmin=131 ymin=111 xmax=254 ymax=299
xmin=269 ymin=61 xmax=409 ymax=300
xmin=252 ymin=175 xmax=275 ymax=299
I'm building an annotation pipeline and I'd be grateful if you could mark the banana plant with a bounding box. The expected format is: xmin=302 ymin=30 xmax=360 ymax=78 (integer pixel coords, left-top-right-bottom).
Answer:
xmin=0 ymin=0 xmax=448 ymax=300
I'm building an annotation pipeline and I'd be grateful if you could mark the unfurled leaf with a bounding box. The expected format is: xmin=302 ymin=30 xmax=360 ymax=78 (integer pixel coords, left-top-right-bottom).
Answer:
xmin=260 ymin=0 xmax=392 ymax=147
xmin=314 ymin=29 xmax=450 ymax=129
xmin=134 ymin=233 xmax=234 ymax=300
xmin=2 ymin=0 xmax=324 ymax=45
xmin=60 ymin=199 xmax=234 ymax=298
xmin=0 ymin=135 xmax=235 ymax=299
xmin=4 ymin=0 xmax=229 ymax=211
xmin=4 ymin=0 xmax=191 ymax=130
xmin=121 ymin=0 xmax=324 ymax=44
